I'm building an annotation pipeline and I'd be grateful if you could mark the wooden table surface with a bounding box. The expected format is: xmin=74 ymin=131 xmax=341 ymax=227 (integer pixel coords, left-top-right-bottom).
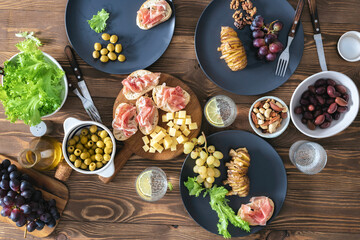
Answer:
xmin=0 ymin=0 xmax=359 ymax=239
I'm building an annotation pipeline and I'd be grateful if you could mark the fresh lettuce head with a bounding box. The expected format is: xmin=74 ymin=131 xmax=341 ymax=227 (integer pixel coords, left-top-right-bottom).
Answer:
xmin=88 ymin=9 xmax=110 ymax=33
xmin=0 ymin=34 xmax=65 ymax=126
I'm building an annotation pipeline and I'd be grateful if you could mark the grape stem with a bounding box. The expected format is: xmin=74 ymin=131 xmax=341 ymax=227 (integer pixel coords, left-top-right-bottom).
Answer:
xmin=201 ymin=132 xmax=208 ymax=155
xmin=24 ymin=224 xmax=28 ymax=238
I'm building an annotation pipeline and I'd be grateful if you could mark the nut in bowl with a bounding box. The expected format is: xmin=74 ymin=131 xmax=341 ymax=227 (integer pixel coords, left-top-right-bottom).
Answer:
xmin=290 ymin=71 xmax=359 ymax=138
xmin=62 ymin=117 xmax=116 ymax=177
xmin=249 ymin=96 xmax=290 ymax=138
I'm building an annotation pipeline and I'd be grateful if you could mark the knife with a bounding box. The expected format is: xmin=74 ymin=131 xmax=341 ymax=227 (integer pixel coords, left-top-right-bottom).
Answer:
xmin=64 ymin=45 xmax=103 ymax=123
xmin=307 ymin=0 xmax=327 ymax=71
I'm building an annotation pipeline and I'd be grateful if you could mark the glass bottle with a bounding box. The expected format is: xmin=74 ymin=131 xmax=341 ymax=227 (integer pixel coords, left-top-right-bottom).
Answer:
xmin=18 ymin=137 xmax=63 ymax=171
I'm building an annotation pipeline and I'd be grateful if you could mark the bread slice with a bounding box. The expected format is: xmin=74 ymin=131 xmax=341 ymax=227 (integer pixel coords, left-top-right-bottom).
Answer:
xmin=136 ymin=0 xmax=172 ymax=30
xmin=152 ymin=84 xmax=190 ymax=112
xmin=122 ymin=70 xmax=160 ymax=100
xmin=136 ymin=96 xmax=159 ymax=135
xmin=112 ymin=103 xmax=138 ymax=141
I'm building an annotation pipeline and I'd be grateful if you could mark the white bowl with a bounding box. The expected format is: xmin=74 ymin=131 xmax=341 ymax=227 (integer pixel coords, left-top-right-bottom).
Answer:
xmin=62 ymin=117 xmax=116 ymax=178
xmin=1 ymin=52 xmax=68 ymax=118
xmin=290 ymin=71 xmax=359 ymax=138
xmin=249 ymin=96 xmax=290 ymax=138
xmin=337 ymin=31 xmax=360 ymax=62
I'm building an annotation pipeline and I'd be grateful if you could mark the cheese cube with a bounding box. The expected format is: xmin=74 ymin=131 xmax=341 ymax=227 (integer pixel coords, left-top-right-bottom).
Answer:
xmin=150 ymin=139 xmax=156 ymax=147
xmin=185 ymin=118 xmax=192 ymax=125
xmin=175 ymin=130 xmax=182 ymax=137
xmin=171 ymin=144 xmax=177 ymax=151
xmin=142 ymin=136 xmax=149 ymax=145
xmin=159 ymin=139 xmax=164 ymax=145
xmin=169 ymin=128 xmax=177 ymax=137
xmin=189 ymin=122 xmax=198 ymax=130
xmin=160 ymin=128 xmax=167 ymax=134
xmin=162 ymin=115 xmax=168 ymax=122
xmin=173 ymin=125 xmax=180 ymax=130
xmin=153 ymin=143 xmax=164 ymax=153
xmin=176 ymin=135 xmax=187 ymax=144
xmin=167 ymin=121 xmax=174 ymax=127
xmin=186 ymin=115 xmax=191 ymax=118
xmin=150 ymin=132 xmax=157 ymax=139
xmin=142 ymin=144 xmax=150 ymax=152
xmin=176 ymin=118 xmax=185 ymax=126
xmin=180 ymin=125 xmax=187 ymax=131
xmin=153 ymin=131 xmax=166 ymax=142
xmin=167 ymin=127 xmax=171 ymax=133
xmin=175 ymin=112 xmax=179 ymax=118
xmin=166 ymin=112 xmax=174 ymax=120
xmin=178 ymin=111 xmax=187 ymax=119
xmin=149 ymin=147 xmax=156 ymax=153
xmin=163 ymin=136 xmax=172 ymax=150
xmin=154 ymin=126 xmax=162 ymax=133
xmin=183 ymin=128 xmax=191 ymax=137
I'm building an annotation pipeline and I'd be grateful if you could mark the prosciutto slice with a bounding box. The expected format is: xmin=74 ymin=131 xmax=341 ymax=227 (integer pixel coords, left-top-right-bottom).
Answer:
xmin=239 ymin=196 xmax=274 ymax=226
xmin=136 ymin=96 xmax=156 ymax=133
xmin=122 ymin=72 xmax=160 ymax=94
xmin=112 ymin=103 xmax=138 ymax=138
xmin=137 ymin=0 xmax=168 ymax=28
xmin=155 ymin=83 xmax=187 ymax=112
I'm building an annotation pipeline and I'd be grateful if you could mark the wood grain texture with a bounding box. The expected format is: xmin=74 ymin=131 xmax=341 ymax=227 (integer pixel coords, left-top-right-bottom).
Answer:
xmin=0 ymin=0 xmax=359 ymax=239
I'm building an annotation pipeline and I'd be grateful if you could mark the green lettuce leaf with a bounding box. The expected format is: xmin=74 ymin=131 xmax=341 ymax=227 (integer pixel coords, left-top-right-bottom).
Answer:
xmin=87 ymin=9 xmax=110 ymax=33
xmin=184 ymin=177 xmax=205 ymax=197
xmin=0 ymin=36 xmax=65 ymax=126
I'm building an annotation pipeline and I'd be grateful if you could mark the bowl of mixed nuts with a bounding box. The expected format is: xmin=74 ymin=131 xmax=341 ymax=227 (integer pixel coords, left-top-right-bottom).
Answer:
xmin=249 ymin=96 xmax=290 ymax=138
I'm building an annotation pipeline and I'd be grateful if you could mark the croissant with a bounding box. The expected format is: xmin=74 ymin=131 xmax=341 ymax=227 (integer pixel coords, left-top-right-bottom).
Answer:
xmin=217 ymin=26 xmax=247 ymax=71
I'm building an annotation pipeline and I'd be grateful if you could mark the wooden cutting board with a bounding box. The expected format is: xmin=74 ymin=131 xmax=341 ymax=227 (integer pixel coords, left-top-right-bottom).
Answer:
xmin=0 ymin=155 xmax=69 ymax=238
xmin=99 ymin=73 xmax=202 ymax=183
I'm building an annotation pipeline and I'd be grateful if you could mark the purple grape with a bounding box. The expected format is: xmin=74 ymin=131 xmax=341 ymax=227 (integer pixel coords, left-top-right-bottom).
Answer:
xmin=9 ymin=171 xmax=21 ymax=180
xmin=7 ymin=190 xmax=16 ymax=199
xmin=40 ymin=213 xmax=52 ymax=223
xmin=27 ymin=221 xmax=37 ymax=232
xmin=20 ymin=204 xmax=32 ymax=214
xmin=250 ymin=25 xmax=260 ymax=31
xmin=252 ymin=30 xmax=265 ymax=38
xmin=36 ymin=220 xmax=45 ymax=230
xmin=273 ymin=21 xmax=283 ymax=32
xmin=258 ymin=46 xmax=269 ymax=56
xmin=2 ymin=159 xmax=10 ymax=169
xmin=2 ymin=173 xmax=9 ymax=180
xmin=14 ymin=195 xmax=25 ymax=207
xmin=1 ymin=206 xmax=12 ymax=217
xmin=10 ymin=208 xmax=21 ymax=222
xmin=32 ymin=190 xmax=42 ymax=202
xmin=21 ymin=174 xmax=31 ymax=182
xmin=252 ymin=15 xmax=264 ymax=28
xmin=3 ymin=196 xmax=14 ymax=206
xmin=46 ymin=219 xmax=56 ymax=228
xmin=16 ymin=214 xmax=27 ymax=227
xmin=0 ymin=189 xmax=7 ymax=198
xmin=10 ymin=179 xmax=20 ymax=192
xmin=253 ymin=38 xmax=266 ymax=48
xmin=265 ymin=53 xmax=277 ymax=61
xmin=269 ymin=41 xmax=284 ymax=53
xmin=20 ymin=181 xmax=32 ymax=192
xmin=264 ymin=33 xmax=277 ymax=44
xmin=21 ymin=190 xmax=33 ymax=199
xmin=7 ymin=164 xmax=17 ymax=173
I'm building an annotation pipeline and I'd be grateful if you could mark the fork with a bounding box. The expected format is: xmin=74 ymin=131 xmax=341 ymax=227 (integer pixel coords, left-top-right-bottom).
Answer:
xmin=275 ymin=0 xmax=305 ymax=77
xmin=69 ymin=83 xmax=103 ymax=123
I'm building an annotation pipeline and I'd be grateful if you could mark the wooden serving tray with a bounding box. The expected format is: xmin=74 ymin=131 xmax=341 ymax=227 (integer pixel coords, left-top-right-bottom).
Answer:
xmin=0 ymin=155 xmax=69 ymax=238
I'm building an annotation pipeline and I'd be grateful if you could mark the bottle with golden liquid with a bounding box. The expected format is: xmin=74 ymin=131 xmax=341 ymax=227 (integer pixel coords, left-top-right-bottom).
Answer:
xmin=18 ymin=137 xmax=63 ymax=171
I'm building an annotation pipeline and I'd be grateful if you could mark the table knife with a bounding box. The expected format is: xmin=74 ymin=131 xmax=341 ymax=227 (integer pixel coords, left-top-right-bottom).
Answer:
xmin=307 ymin=0 xmax=328 ymax=71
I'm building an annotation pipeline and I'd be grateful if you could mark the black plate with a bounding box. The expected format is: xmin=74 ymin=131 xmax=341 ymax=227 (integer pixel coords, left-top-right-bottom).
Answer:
xmin=195 ymin=0 xmax=304 ymax=95
xmin=65 ymin=0 xmax=175 ymax=74
xmin=180 ymin=130 xmax=287 ymax=237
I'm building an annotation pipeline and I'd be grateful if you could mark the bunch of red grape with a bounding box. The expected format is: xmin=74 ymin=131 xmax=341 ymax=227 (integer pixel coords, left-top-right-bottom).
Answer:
xmin=251 ymin=15 xmax=284 ymax=61
xmin=0 ymin=159 xmax=60 ymax=232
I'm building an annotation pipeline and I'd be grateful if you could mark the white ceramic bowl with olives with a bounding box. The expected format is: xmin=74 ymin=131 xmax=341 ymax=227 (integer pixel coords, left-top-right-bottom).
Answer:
xmin=62 ymin=117 xmax=116 ymax=177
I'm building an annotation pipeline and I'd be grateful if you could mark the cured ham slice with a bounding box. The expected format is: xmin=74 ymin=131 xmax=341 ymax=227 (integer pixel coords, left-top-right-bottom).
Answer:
xmin=238 ymin=196 xmax=274 ymax=226
xmin=136 ymin=96 xmax=158 ymax=135
xmin=122 ymin=72 xmax=160 ymax=95
xmin=112 ymin=103 xmax=138 ymax=140
xmin=153 ymin=83 xmax=188 ymax=112
xmin=137 ymin=0 xmax=170 ymax=29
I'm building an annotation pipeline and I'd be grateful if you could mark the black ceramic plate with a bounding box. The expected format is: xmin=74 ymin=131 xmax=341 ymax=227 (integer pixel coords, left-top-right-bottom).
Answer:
xmin=180 ymin=130 xmax=287 ymax=237
xmin=195 ymin=0 xmax=304 ymax=95
xmin=65 ymin=0 xmax=175 ymax=74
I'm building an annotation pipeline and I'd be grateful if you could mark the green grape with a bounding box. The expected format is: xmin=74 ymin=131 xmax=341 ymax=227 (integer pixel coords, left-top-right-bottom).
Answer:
xmin=206 ymin=155 xmax=215 ymax=165
xmin=214 ymin=168 xmax=221 ymax=178
xmin=196 ymin=175 xmax=204 ymax=183
xmin=191 ymin=138 xmax=198 ymax=145
xmin=200 ymin=151 xmax=208 ymax=160
xmin=213 ymin=159 xmax=221 ymax=167
xmin=196 ymin=158 xmax=205 ymax=166
xmin=213 ymin=151 xmax=224 ymax=159
xmin=190 ymin=151 xmax=199 ymax=159
xmin=207 ymin=167 xmax=215 ymax=177
xmin=207 ymin=145 xmax=215 ymax=153
xmin=206 ymin=176 xmax=215 ymax=184
xmin=193 ymin=165 xmax=199 ymax=173
xmin=184 ymin=142 xmax=195 ymax=154
xmin=204 ymin=180 xmax=212 ymax=188
xmin=197 ymin=135 xmax=205 ymax=145
xmin=198 ymin=166 xmax=207 ymax=175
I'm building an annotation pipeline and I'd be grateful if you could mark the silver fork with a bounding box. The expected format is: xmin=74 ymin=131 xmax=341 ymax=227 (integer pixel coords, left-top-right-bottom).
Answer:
xmin=275 ymin=0 xmax=305 ymax=77
xmin=72 ymin=86 xmax=102 ymax=123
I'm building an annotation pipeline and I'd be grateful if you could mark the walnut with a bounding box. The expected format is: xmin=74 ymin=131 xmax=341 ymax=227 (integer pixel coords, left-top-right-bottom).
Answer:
xmin=241 ymin=0 xmax=253 ymax=11
xmin=232 ymin=10 xmax=243 ymax=21
xmin=230 ymin=0 xmax=240 ymax=10
xmin=248 ymin=7 xmax=257 ymax=17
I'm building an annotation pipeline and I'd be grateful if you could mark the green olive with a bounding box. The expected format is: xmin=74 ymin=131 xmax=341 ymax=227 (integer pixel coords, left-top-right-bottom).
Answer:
xmin=96 ymin=141 xmax=105 ymax=148
xmin=100 ymin=130 xmax=108 ymax=139
xmin=94 ymin=43 xmax=101 ymax=51
xmin=74 ymin=149 xmax=82 ymax=156
xmin=103 ymin=154 xmax=111 ymax=161
xmin=82 ymin=148 xmax=88 ymax=153
xmin=69 ymin=154 xmax=76 ymax=162
xmin=68 ymin=139 xmax=76 ymax=146
xmin=89 ymin=163 xmax=96 ymax=171
xmin=90 ymin=125 xmax=97 ymax=133
xmin=73 ymin=136 xmax=80 ymax=142
xmin=92 ymin=144 xmax=97 ymax=150
xmin=104 ymin=147 xmax=112 ymax=154
xmin=67 ymin=146 xmax=75 ymax=153
xmin=100 ymin=48 xmax=108 ymax=55
xmin=75 ymin=143 xmax=83 ymax=150
xmin=91 ymin=155 xmax=96 ymax=161
xmin=108 ymin=52 xmax=117 ymax=61
xmin=95 ymin=148 xmax=103 ymax=154
xmin=74 ymin=159 xmax=82 ymax=168
xmin=80 ymin=136 xmax=88 ymax=145
xmin=96 ymin=162 xmax=103 ymax=169
xmin=102 ymin=160 xmax=107 ymax=164
xmin=115 ymin=44 xmax=122 ymax=53
xmin=88 ymin=149 xmax=95 ymax=155
xmin=110 ymin=35 xmax=118 ymax=44
xmin=81 ymin=128 xmax=89 ymax=136
xmin=100 ymin=55 xmax=109 ymax=63
xmin=102 ymin=33 xmax=110 ymax=41
xmin=87 ymin=141 xmax=94 ymax=148
xmin=95 ymin=154 xmax=103 ymax=161
xmin=80 ymin=152 xmax=89 ymax=160
xmin=93 ymin=51 xmax=100 ymax=59
xmin=84 ymin=158 xmax=92 ymax=165
xmin=80 ymin=163 xmax=87 ymax=170
xmin=91 ymin=135 xmax=99 ymax=142
xmin=107 ymin=43 xmax=115 ymax=52
xmin=103 ymin=137 xmax=112 ymax=144
xmin=118 ymin=54 xmax=126 ymax=62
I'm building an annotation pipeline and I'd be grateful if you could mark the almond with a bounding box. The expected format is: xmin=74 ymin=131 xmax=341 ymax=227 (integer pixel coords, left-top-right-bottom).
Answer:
xmin=270 ymin=102 xmax=283 ymax=112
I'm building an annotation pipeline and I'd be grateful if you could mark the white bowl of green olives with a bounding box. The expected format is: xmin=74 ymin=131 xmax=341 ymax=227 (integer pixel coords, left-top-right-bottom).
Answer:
xmin=62 ymin=117 xmax=116 ymax=177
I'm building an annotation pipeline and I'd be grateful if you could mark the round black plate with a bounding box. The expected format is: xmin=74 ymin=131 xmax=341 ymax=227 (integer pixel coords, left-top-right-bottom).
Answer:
xmin=65 ymin=0 xmax=175 ymax=74
xmin=195 ymin=0 xmax=304 ymax=95
xmin=180 ymin=130 xmax=287 ymax=237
